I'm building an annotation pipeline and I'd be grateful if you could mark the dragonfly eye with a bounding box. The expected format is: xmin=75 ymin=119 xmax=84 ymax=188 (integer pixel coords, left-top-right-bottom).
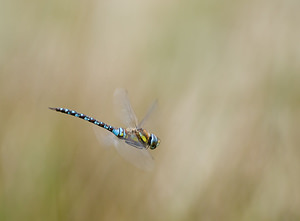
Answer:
xmin=149 ymin=134 xmax=160 ymax=150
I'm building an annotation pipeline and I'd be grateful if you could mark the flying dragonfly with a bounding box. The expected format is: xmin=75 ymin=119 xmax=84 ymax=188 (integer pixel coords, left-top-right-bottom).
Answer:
xmin=49 ymin=88 xmax=160 ymax=171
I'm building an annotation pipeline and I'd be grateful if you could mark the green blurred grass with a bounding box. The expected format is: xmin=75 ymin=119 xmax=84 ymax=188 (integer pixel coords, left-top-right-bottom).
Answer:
xmin=1 ymin=0 xmax=300 ymax=220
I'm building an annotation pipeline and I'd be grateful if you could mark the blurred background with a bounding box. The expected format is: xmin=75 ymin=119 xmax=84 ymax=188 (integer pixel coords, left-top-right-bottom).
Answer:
xmin=1 ymin=0 xmax=300 ymax=220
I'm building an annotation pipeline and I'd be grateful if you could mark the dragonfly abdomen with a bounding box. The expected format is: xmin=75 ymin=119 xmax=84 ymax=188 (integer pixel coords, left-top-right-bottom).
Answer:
xmin=49 ymin=107 xmax=114 ymax=132
xmin=112 ymin=127 xmax=127 ymax=138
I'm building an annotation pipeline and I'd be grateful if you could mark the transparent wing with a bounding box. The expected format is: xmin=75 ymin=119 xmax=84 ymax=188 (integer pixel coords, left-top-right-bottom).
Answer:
xmin=114 ymin=88 xmax=138 ymax=128
xmin=93 ymin=126 xmax=116 ymax=149
xmin=138 ymin=100 xmax=157 ymax=128
xmin=93 ymin=126 xmax=154 ymax=171
xmin=113 ymin=138 xmax=155 ymax=171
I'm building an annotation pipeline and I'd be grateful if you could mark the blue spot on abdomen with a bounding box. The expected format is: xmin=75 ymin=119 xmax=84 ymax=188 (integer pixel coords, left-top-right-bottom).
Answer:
xmin=112 ymin=128 xmax=119 ymax=136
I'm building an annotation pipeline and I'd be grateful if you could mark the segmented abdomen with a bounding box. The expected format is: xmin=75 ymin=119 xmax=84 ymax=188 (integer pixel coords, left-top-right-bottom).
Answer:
xmin=49 ymin=107 xmax=114 ymax=132
xmin=112 ymin=127 xmax=127 ymax=138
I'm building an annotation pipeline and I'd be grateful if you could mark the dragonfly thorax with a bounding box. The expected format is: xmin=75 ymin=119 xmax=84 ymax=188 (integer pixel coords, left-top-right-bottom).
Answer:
xmin=113 ymin=127 xmax=160 ymax=150
xmin=135 ymin=128 xmax=160 ymax=150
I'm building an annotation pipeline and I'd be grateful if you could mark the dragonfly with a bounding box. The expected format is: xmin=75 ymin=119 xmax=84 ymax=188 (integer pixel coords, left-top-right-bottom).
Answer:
xmin=49 ymin=88 xmax=160 ymax=171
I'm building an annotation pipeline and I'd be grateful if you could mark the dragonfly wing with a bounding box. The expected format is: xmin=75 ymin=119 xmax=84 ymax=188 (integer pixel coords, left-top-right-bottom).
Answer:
xmin=114 ymin=88 xmax=138 ymax=128
xmin=113 ymin=139 xmax=155 ymax=171
xmin=93 ymin=126 xmax=116 ymax=149
xmin=138 ymin=100 xmax=157 ymax=128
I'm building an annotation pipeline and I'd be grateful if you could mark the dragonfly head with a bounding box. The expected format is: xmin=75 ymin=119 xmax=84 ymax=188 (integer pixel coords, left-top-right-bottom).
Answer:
xmin=148 ymin=133 xmax=160 ymax=150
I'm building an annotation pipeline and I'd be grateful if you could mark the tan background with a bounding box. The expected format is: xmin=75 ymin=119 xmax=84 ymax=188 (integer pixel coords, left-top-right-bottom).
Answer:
xmin=1 ymin=0 xmax=300 ymax=220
